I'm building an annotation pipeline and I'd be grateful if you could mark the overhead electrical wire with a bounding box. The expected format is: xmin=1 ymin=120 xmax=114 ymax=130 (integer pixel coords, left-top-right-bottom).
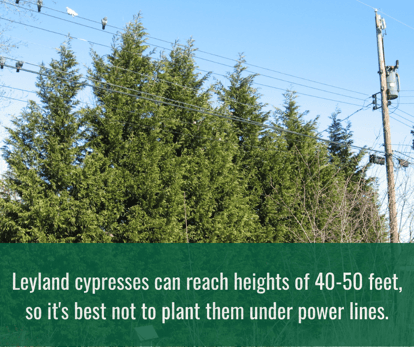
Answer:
xmin=0 ymin=85 xmax=218 ymax=132
xmin=319 ymin=100 xmax=373 ymax=135
xmin=193 ymin=66 xmax=363 ymax=106
xmin=2 ymin=63 xmax=406 ymax=159
xmin=6 ymin=0 xmax=369 ymax=97
xmin=0 ymin=95 xmax=243 ymax=148
xmin=392 ymin=112 xmax=414 ymax=126
xmin=1 ymin=49 xmax=364 ymax=110
xmin=1 ymin=2 xmax=411 ymax=166
xmin=3 ymin=56 xmax=232 ymax=116
xmin=0 ymin=94 xmax=280 ymax=153
xmin=0 ymin=95 xmax=33 ymax=104
xmin=0 ymin=15 xmax=368 ymax=104
xmin=397 ymin=109 xmax=414 ymax=120
xmin=0 ymin=16 xmax=109 ymax=48
xmin=3 ymin=56 xmax=366 ymax=134
xmin=389 ymin=115 xmax=413 ymax=128
xmin=1 ymin=85 xmax=37 ymax=95
xmin=4 ymin=92 xmax=413 ymax=164
xmin=355 ymin=0 xmax=414 ymax=32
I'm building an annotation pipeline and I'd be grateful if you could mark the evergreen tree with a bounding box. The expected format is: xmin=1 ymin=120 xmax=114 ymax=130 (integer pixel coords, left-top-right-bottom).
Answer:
xmin=88 ymin=15 xmax=185 ymax=242
xmin=215 ymin=56 xmax=289 ymax=242
xmin=273 ymin=90 xmax=339 ymax=242
xmin=327 ymin=109 xmax=367 ymax=182
xmin=158 ymin=42 xmax=262 ymax=242
xmin=272 ymin=94 xmax=385 ymax=242
xmin=215 ymin=55 xmax=269 ymax=154
xmin=327 ymin=109 xmax=385 ymax=242
xmin=0 ymin=43 xmax=121 ymax=242
xmin=274 ymin=90 xmax=319 ymax=151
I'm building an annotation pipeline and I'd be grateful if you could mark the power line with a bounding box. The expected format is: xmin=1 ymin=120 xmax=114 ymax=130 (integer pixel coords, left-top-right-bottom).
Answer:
xmin=341 ymin=103 xmax=372 ymax=122
xmin=1 ymin=0 xmax=119 ymax=36
xmin=0 ymin=19 xmax=365 ymax=106
xmin=2 ymin=6 xmax=366 ymax=100
xmin=397 ymin=109 xmax=414 ymax=119
xmin=196 ymin=67 xmax=363 ymax=107
xmin=0 ymin=85 xmax=216 ymax=132
xmin=0 ymin=95 xmax=236 ymax=146
xmin=1 ymin=46 xmax=364 ymax=108
xmin=3 ymin=37 xmax=211 ymax=96
xmin=0 ymin=84 xmax=372 ymax=155
xmin=389 ymin=115 xmax=413 ymax=128
xmin=1 ymin=85 xmax=36 ymax=94
xmin=2 ymin=56 xmax=367 ymax=144
xmin=3 ymin=63 xmax=401 ymax=158
xmin=392 ymin=112 xmax=414 ymax=125
xmin=0 ymin=16 xmax=109 ymax=48
xmin=319 ymin=102 xmax=373 ymax=135
xmin=0 ymin=95 xmax=32 ymax=104
xmin=3 ymin=56 xmax=230 ymax=116
xmin=0 ymin=94 xmax=279 ymax=153
xmin=9 ymin=0 xmax=369 ymax=97
xmin=356 ymin=0 xmax=414 ymax=32
xmin=4 ymin=92 xmax=414 ymax=164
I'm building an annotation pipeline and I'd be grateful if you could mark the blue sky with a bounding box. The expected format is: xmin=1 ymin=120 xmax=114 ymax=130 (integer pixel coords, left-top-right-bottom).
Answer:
xmin=1 ymin=0 xmax=414 ymax=237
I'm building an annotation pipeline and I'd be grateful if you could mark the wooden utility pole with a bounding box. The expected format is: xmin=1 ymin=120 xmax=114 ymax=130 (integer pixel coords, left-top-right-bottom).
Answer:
xmin=375 ymin=9 xmax=399 ymax=243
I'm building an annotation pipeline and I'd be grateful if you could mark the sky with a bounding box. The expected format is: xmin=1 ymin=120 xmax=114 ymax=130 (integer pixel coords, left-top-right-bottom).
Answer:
xmin=1 ymin=0 xmax=413 ymax=238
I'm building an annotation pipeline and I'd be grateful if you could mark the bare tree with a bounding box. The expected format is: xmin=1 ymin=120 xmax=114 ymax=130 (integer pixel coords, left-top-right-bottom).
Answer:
xmin=365 ymin=134 xmax=414 ymax=243
xmin=270 ymin=146 xmax=387 ymax=243
xmin=0 ymin=0 xmax=38 ymax=54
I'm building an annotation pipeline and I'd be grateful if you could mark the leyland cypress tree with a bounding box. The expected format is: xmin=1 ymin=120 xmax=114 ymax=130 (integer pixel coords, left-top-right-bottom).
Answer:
xmin=215 ymin=56 xmax=290 ymax=242
xmin=0 ymin=44 xmax=120 ymax=242
xmin=273 ymin=90 xmax=339 ymax=242
xmin=327 ymin=110 xmax=385 ymax=242
xmin=159 ymin=41 xmax=262 ymax=242
xmin=88 ymin=15 xmax=186 ymax=242
xmin=272 ymin=93 xmax=385 ymax=242
xmin=327 ymin=109 xmax=367 ymax=181
xmin=215 ymin=55 xmax=269 ymax=154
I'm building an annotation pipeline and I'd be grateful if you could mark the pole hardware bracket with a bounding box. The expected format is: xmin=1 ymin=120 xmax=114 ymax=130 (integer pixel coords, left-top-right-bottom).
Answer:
xmin=372 ymin=92 xmax=381 ymax=110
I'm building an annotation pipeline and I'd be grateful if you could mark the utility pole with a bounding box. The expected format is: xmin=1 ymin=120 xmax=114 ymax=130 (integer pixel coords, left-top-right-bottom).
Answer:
xmin=375 ymin=9 xmax=399 ymax=243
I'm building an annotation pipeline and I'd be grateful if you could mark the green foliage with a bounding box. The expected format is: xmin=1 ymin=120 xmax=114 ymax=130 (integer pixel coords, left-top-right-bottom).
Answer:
xmin=215 ymin=56 xmax=290 ymax=242
xmin=0 ymin=44 xmax=121 ymax=242
xmin=87 ymin=15 xmax=185 ymax=242
xmin=0 ymin=15 xmax=386 ymax=243
xmin=327 ymin=109 xmax=386 ymax=242
xmin=328 ymin=109 xmax=368 ymax=182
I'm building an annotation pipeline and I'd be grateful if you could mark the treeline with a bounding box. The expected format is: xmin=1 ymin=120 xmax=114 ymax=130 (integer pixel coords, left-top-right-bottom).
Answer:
xmin=0 ymin=15 xmax=386 ymax=243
